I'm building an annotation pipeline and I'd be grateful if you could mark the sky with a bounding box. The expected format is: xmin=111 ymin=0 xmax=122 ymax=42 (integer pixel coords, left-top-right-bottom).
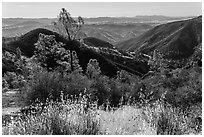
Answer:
xmin=2 ymin=2 xmax=202 ymax=18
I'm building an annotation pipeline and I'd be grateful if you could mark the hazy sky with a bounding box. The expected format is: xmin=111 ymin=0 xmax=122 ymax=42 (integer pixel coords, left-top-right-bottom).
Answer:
xmin=2 ymin=2 xmax=202 ymax=18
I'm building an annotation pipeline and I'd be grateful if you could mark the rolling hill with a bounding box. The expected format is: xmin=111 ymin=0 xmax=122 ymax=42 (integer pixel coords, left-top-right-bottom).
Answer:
xmin=80 ymin=23 xmax=154 ymax=44
xmin=83 ymin=37 xmax=114 ymax=49
xmin=116 ymin=16 xmax=202 ymax=60
xmin=3 ymin=28 xmax=147 ymax=77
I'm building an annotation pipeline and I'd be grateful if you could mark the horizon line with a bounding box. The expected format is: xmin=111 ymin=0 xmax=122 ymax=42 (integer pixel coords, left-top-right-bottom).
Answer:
xmin=2 ymin=15 xmax=199 ymax=19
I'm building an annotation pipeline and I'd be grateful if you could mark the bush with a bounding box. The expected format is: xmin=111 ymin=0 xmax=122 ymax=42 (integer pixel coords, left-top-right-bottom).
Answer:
xmin=164 ymin=67 xmax=202 ymax=108
xmin=142 ymin=100 xmax=202 ymax=135
xmin=3 ymin=72 xmax=26 ymax=89
xmin=156 ymin=107 xmax=184 ymax=135
xmin=156 ymin=104 xmax=202 ymax=135
xmin=2 ymin=77 xmax=9 ymax=92
xmin=25 ymin=69 xmax=92 ymax=104
xmin=89 ymin=76 xmax=111 ymax=105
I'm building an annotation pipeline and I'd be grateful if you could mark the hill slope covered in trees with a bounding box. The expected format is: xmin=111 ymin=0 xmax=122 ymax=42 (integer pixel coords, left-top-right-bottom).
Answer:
xmin=3 ymin=28 xmax=146 ymax=77
xmin=116 ymin=16 xmax=202 ymax=60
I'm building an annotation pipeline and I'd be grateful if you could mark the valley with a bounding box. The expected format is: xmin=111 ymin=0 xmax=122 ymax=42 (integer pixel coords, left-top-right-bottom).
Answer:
xmin=116 ymin=16 xmax=202 ymax=60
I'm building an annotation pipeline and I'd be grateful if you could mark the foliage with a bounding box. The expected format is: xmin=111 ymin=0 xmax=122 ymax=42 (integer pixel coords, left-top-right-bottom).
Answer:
xmin=25 ymin=69 xmax=92 ymax=104
xmin=3 ymin=51 xmax=16 ymax=62
xmin=34 ymin=33 xmax=82 ymax=73
xmin=2 ymin=77 xmax=9 ymax=92
xmin=148 ymin=50 xmax=168 ymax=72
xmin=72 ymin=51 xmax=83 ymax=73
xmin=3 ymin=72 xmax=26 ymax=89
xmin=164 ymin=67 xmax=202 ymax=108
xmin=54 ymin=8 xmax=84 ymax=41
xmin=34 ymin=33 xmax=69 ymax=70
xmin=86 ymin=59 xmax=101 ymax=79
xmin=143 ymin=100 xmax=202 ymax=135
xmin=2 ymin=50 xmax=20 ymax=74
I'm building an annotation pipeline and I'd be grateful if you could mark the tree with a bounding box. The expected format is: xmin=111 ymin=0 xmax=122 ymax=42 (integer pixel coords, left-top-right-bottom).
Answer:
xmin=72 ymin=51 xmax=83 ymax=73
xmin=15 ymin=47 xmax=23 ymax=70
xmin=34 ymin=33 xmax=70 ymax=71
xmin=54 ymin=8 xmax=84 ymax=41
xmin=16 ymin=47 xmax=22 ymax=60
xmin=34 ymin=33 xmax=83 ymax=73
xmin=148 ymin=50 xmax=168 ymax=73
xmin=86 ymin=59 xmax=101 ymax=79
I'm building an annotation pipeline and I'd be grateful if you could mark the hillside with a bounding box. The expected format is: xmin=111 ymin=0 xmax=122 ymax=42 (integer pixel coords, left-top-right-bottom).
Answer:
xmin=83 ymin=37 xmax=114 ymax=48
xmin=116 ymin=16 xmax=202 ymax=59
xmin=80 ymin=23 xmax=154 ymax=44
xmin=3 ymin=28 xmax=146 ymax=77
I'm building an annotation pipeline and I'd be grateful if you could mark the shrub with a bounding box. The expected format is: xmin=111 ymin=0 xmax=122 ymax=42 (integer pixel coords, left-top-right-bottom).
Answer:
xmin=156 ymin=104 xmax=202 ymax=135
xmin=142 ymin=100 xmax=202 ymax=135
xmin=3 ymin=72 xmax=18 ymax=89
xmin=156 ymin=107 xmax=184 ymax=135
xmin=2 ymin=77 xmax=9 ymax=92
xmin=25 ymin=70 xmax=92 ymax=104
xmin=26 ymin=71 xmax=61 ymax=104
xmin=10 ymin=75 xmax=27 ymax=89
xmin=164 ymin=67 xmax=202 ymax=108
xmin=89 ymin=76 xmax=111 ymax=105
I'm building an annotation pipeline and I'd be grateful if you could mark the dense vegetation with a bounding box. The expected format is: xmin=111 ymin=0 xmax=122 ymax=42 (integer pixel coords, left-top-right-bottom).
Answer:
xmin=2 ymin=32 xmax=202 ymax=135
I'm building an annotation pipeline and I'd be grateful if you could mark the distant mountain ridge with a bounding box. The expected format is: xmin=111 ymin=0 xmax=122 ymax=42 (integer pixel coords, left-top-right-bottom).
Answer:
xmin=2 ymin=16 xmax=193 ymax=44
xmin=83 ymin=15 xmax=194 ymax=24
xmin=116 ymin=16 xmax=202 ymax=59
xmin=3 ymin=15 xmax=193 ymax=25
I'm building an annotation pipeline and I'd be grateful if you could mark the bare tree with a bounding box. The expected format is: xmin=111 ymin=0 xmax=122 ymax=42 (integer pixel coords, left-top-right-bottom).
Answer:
xmin=53 ymin=8 xmax=84 ymax=41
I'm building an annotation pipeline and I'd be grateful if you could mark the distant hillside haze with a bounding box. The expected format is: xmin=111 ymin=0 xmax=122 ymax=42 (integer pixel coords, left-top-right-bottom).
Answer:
xmin=3 ymin=16 xmax=192 ymax=26
xmin=83 ymin=15 xmax=194 ymax=24
xmin=80 ymin=23 xmax=154 ymax=44
xmin=116 ymin=16 xmax=202 ymax=60
xmin=2 ymin=18 xmax=55 ymax=27
xmin=2 ymin=16 xmax=193 ymax=44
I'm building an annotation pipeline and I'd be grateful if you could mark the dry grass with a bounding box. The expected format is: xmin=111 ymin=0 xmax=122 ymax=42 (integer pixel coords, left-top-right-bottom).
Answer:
xmin=3 ymin=95 xmax=201 ymax=135
xmin=2 ymin=94 xmax=100 ymax=135
xmin=97 ymin=105 xmax=156 ymax=135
